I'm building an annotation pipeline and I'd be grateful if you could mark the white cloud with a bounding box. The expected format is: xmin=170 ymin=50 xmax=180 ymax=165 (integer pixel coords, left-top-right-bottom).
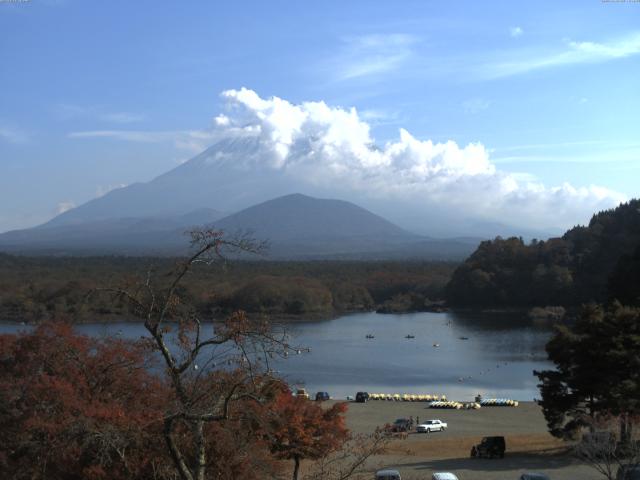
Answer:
xmin=510 ymin=27 xmax=524 ymax=38
xmin=483 ymin=31 xmax=640 ymax=78
xmin=204 ymin=88 xmax=625 ymax=229
xmin=55 ymin=201 xmax=75 ymax=214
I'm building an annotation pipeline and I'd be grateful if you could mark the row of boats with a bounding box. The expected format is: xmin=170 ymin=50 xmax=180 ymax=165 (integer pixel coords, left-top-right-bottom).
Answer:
xmin=480 ymin=398 xmax=519 ymax=407
xmin=430 ymin=401 xmax=481 ymax=410
xmin=365 ymin=334 xmax=469 ymax=343
xmin=366 ymin=393 xmax=520 ymax=408
xmin=368 ymin=393 xmax=447 ymax=402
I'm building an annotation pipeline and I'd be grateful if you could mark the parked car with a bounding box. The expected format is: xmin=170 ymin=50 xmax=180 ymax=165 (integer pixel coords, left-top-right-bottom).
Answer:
xmin=617 ymin=465 xmax=640 ymax=480
xmin=391 ymin=418 xmax=412 ymax=432
xmin=417 ymin=419 xmax=447 ymax=433
xmin=375 ymin=469 xmax=401 ymax=480
xmin=470 ymin=436 xmax=506 ymax=458
xmin=355 ymin=391 xmax=370 ymax=403
xmin=432 ymin=473 xmax=459 ymax=480
xmin=520 ymin=473 xmax=551 ymax=480
xmin=315 ymin=391 xmax=330 ymax=401
xmin=295 ymin=388 xmax=309 ymax=399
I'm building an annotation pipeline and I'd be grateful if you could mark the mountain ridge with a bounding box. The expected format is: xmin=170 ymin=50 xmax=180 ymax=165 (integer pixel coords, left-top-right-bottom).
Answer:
xmin=0 ymin=193 xmax=478 ymax=260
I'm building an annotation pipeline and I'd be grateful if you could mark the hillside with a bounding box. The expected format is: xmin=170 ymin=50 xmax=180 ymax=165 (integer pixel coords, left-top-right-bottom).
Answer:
xmin=212 ymin=193 xmax=420 ymax=258
xmin=445 ymin=199 xmax=640 ymax=307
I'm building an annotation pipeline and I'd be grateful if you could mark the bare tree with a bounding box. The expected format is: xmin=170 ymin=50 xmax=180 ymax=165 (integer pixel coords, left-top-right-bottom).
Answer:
xmin=303 ymin=429 xmax=389 ymax=480
xmin=574 ymin=416 xmax=640 ymax=480
xmin=98 ymin=229 xmax=297 ymax=480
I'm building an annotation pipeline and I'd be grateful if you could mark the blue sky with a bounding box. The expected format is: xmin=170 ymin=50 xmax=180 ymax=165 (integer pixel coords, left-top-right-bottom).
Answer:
xmin=1 ymin=0 xmax=639 ymax=232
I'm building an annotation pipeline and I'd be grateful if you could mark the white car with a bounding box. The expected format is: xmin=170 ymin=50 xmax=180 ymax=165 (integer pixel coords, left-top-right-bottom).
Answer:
xmin=375 ymin=469 xmax=401 ymax=480
xmin=432 ymin=473 xmax=458 ymax=480
xmin=417 ymin=419 xmax=447 ymax=433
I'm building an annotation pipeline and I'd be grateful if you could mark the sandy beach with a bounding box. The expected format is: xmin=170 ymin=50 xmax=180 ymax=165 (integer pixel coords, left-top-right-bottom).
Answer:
xmin=336 ymin=400 xmax=603 ymax=480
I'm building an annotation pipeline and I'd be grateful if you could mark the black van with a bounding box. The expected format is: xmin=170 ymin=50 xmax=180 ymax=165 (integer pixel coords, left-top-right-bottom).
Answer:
xmin=470 ymin=436 xmax=506 ymax=458
xmin=355 ymin=391 xmax=369 ymax=403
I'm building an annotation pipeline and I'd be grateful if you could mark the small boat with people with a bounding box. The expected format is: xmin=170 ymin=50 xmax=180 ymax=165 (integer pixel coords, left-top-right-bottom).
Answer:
xmin=365 ymin=334 xmax=375 ymax=339
xmin=405 ymin=334 xmax=415 ymax=339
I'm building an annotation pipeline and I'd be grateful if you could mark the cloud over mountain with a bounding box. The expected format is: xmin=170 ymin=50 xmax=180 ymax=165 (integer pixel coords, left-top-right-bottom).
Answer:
xmin=206 ymin=88 xmax=624 ymax=231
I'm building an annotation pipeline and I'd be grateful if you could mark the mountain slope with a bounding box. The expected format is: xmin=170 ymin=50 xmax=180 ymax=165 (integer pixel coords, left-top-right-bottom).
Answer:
xmin=0 ymin=208 xmax=226 ymax=255
xmin=44 ymin=137 xmax=279 ymax=227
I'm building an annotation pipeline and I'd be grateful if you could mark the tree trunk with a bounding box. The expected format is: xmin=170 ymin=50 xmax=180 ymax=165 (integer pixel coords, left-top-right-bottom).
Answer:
xmin=620 ymin=413 xmax=631 ymax=446
xmin=194 ymin=420 xmax=206 ymax=480
xmin=164 ymin=417 xmax=194 ymax=480
xmin=292 ymin=455 xmax=300 ymax=480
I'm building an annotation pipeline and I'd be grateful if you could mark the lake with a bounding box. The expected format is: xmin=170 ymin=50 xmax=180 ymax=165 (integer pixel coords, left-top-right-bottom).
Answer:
xmin=0 ymin=310 xmax=554 ymax=401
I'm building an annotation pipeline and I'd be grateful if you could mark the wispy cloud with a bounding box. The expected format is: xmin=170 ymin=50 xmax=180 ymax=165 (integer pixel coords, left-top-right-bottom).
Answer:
xmin=329 ymin=34 xmax=418 ymax=81
xmin=491 ymin=140 xmax=640 ymax=164
xmin=96 ymin=183 xmax=127 ymax=198
xmin=68 ymin=130 xmax=173 ymax=142
xmin=55 ymin=201 xmax=75 ymax=215
xmin=494 ymin=140 xmax=608 ymax=152
xmin=68 ymin=129 xmax=216 ymax=153
xmin=100 ymin=112 xmax=145 ymax=124
xmin=55 ymin=103 xmax=144 ymax=124
xmin=482 ymin=31 xmax=640 ymax=78
xmin=359 ymin=108 xmax=404 ymax=127
xmin=0 ymin=126 xmax=29 ymax=144
xmin=462 ymin=98 xmax=491 ymax=114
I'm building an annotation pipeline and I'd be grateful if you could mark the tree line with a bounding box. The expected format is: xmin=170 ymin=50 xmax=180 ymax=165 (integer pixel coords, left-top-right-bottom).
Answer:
xmin=446 ymin=199 xmax=640 ymax=308
xmin=0 ymin=255 xmax=456 ymax=322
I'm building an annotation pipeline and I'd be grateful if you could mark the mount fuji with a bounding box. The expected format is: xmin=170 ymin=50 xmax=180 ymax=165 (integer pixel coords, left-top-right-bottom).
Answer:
xmin=0 ymin=137 xmax=487 ymax=258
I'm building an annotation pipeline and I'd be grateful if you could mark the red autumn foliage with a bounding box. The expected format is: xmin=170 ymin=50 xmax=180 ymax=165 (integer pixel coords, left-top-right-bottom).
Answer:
xmin=0 ymin=323 xmax=303 ymax=480
xmin=0 ymin=322 xmax=169 ymax=480
xmin=266 ymin=391 xmax=349 ymax=480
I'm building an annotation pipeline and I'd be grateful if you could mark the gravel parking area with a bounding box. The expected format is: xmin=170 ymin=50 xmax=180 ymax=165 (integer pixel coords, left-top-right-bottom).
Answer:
xmin=334 ymin=400 xmax=603 ymax=480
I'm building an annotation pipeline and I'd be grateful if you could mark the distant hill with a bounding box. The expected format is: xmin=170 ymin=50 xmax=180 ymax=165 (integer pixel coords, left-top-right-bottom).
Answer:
xmin=213 ymin=193 xmax=419 ymax=258
xmin=445 ymin=199 xmax=640 ymax=307
xmin=0 ymin=193 xmax=478 ymax=260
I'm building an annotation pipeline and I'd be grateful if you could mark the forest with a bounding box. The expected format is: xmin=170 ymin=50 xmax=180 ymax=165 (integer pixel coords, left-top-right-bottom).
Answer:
xmin=0 ymin=255 xmax=456 ymax=323
xmin=446 ymin=199 xmax=640 ymax=308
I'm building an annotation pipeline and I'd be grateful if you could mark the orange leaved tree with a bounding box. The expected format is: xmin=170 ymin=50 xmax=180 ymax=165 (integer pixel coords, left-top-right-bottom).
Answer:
xmin=266 ymin=391 xmax=349 ymax=480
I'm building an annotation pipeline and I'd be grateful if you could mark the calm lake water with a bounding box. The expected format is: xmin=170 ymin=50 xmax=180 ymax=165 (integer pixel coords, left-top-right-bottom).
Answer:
xmin=0 ymin=311 xmax=554 ymax=401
